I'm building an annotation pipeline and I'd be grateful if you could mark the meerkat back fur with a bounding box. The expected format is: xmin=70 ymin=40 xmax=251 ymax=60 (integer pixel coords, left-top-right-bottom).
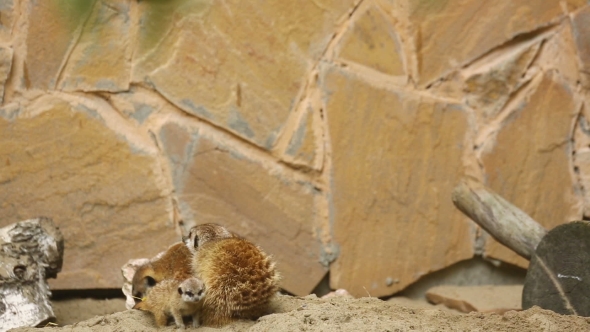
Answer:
xmin=132 ymin=242 xmax=193 ymax=302
xmin=133 ymin=277 xmax=205 ymax=328
xmin=183 ymin=223 xmax=280 ymax=327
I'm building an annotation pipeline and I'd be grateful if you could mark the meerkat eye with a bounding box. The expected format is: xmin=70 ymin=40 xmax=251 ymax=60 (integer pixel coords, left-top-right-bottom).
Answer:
xmin=146 ymin=276 xmax=156 ymax=287
xmin=193 ymin=235 xmax=199 ymax=249
xmin=178 ymin=287 xmax=183 ymax=295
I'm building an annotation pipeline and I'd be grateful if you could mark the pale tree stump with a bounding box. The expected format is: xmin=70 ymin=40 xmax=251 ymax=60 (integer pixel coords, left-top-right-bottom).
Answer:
xmin=522 ymin=221 xmax=590 ymax=316
xmin=452 ymin=178 xmax=590 ymax=317
xmin=0 ymin=217 xmax=64 ymax=331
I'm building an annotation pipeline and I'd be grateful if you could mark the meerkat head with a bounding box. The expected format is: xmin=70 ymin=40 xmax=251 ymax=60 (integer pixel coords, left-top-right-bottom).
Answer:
xmin=182 ymin=223 xmax=234 ymax=254
xmin=132 ymin=264 xmax=158 ymax=302
xmin=178 ymin=277 xmax=206 ymax=302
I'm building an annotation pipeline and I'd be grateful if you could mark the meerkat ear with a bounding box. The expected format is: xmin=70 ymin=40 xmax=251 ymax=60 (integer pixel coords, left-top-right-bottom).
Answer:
xmin=178 ymin=287 xmax=183 ymax=295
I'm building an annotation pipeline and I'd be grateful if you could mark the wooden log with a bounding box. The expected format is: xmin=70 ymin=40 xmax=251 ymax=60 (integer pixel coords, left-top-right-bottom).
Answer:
xmin=451 ymin=178 xmax=547 ymax=260
xmin=0 ymin=217 xmax=64 ymax=332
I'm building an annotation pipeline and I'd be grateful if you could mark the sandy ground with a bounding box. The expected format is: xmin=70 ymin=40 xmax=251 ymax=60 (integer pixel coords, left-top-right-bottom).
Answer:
xmin=11 ymin=294 xmax=590 ymax=332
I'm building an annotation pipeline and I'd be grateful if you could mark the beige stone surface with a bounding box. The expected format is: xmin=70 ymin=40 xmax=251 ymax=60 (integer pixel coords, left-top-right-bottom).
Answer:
xmin=157 ymin=121 xmax=327 ymax=295
xmin=574 ymin=104 xmax=590 ymax=217
xmin=571 ymin=5 xmax=590 ymax=88
xmin=535 ymin=23 xmax=581 ymax=86
xmin=281 ymin=106 xmax=322 ymax=170
xmin=405 ymin=0 xmax=586 ymax=85
xmin=337 ymin=5 xmax=405 ymax=76
xmin=0 ymin=95 xmax=177 ymax=289
xmin=326 ymin=67 xmax=474 ymax=298
xmin=25 ymin=1 xmax=91 ymax=90
xmin=59 ymin=1 xmax=131 ymax=92
xmin=0 ymin=0 xmax=15 ymax=43
xmin=134 ymin=0 xmax=356 ymax=149
xmin=463 ymin=39 xmax=541 ymax=122
xmin=481 ymin=73 xmax=582 ymax=267
xmin=0 ymin=0 xmax=588 ymax=295
xmin=0 ymin=46 xmax=13 ymax=103
xmin=426 ymin=285 xmax=523 ymax=313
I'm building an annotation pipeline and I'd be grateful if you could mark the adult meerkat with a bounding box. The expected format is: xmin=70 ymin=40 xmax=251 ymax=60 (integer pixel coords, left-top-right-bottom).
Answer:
xmin=133 ymin=277 xmax=206 ymax=328
xmin=183 ymin=223 xmax=280 ymax=327
xmin=132 ymin=242 xmax=192 ymax=302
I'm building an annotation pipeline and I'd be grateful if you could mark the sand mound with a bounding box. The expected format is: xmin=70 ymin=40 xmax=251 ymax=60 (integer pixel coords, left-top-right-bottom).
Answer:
xmin=10 ymin=294 xmax=590 ymax=332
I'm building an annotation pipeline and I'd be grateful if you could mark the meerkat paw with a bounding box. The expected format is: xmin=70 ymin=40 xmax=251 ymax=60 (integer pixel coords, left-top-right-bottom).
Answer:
xmin=171 ymin=313 xmax=186 ymax=329
xmin=191 ymin=315 xmax=201 ymax=328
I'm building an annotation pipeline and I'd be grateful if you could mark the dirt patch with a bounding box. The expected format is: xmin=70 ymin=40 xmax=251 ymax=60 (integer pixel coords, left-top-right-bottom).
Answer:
xmin=51 ymin=298 xmax=127 ymax=326
xmin=10 ymin=294 xmax=590 ymax=332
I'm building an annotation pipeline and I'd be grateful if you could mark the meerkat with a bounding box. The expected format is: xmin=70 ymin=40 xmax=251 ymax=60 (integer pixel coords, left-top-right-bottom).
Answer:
xmin=132 ymin=242 xmax=193 ymax=302
xmin=133 ymin=277 xmax=206 ymax=328
xmin=183 ymin=223 xmax=280 ymax=327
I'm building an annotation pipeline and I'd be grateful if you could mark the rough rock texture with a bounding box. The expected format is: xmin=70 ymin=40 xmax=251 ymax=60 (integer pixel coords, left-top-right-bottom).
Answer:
xmin=0 ymin=95 xmax=176 ymax=289
xmin=481 ymin=73 xmax=582 ymax=267
xmin=326 ymin=67 xmax=474 ymax=297
xmin=0 ymin=0 xmax=589 ymax=297
xmin=426 ymin=285 xmax=523 ymax=314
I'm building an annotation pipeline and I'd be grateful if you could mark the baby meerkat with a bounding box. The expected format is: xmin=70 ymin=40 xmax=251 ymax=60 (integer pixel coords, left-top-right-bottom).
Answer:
xmin=183 ymin=223 xmax=280 ymax=327
xmin=133 ymin=277 xmax=206 ymax=328
xmin=132 ymin=242 xmax=192 ymax=302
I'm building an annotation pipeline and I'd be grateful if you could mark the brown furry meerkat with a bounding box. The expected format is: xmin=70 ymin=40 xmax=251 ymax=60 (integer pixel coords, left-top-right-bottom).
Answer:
xmin=183 ymin=223 xmax=280 ymax=327
xmin=132 ymin=242 xmax=193 ymax=302
xmin=133 ymin=277 xmax=206 ymax=328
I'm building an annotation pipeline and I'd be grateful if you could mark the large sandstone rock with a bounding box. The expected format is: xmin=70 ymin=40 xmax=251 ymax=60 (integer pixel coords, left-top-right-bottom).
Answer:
xmin=326 ymin=67 xmax=474 ymax=298
xmin=134 ymin=0 xmax=356 ymax=150
xmin=402 ymin=0 xmax=586 ymax=85
xmin=0 ymin=46 xmax=13 ymax=104
xmin=157 ymin=120 xmax=327 ymax=295
xmin=25 ymin=1 xmax=130 ymax=92
xmin=58 ymin=1 xmax=132 ymax=92
xmin=0 ymin=0 xmax=16 ymax=44
xmin=481 ymin=73 xmax=582 ymax=267
xmin=337 ymin=5 xmax=405 ymax=77
xmin=25 ymin=1 xmax=91 ymax=90
xmin=571 ymin=6 xmax=590 ymax=88
xmin=0 ymin=94 xmax=177 ymax=289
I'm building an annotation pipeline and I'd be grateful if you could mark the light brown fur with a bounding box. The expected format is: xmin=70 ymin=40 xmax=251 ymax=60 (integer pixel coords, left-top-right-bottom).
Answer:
xmin=183 ymin=223 xmax=280 ymax=327
xmin=132 ymin=242 xmax=192 ymax=301
xmin=133 ymin=277 xmax=205 ymax=328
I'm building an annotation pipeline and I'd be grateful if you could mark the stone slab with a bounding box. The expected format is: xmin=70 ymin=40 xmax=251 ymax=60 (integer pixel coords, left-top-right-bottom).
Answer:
xmin=0 ymin=94 xmax=176 ymax=289
xmin=337 ymin=5 xmax=405 ymax=76
xmin=426 ymin=285 xmax=523 ymax=313
xmin=135 ymin=0 xmax=357 ymax=150
xmin=405 ymin=0 xmax=586 ymax=85
xmin=325 ymin=67 xmax=474 ymax=298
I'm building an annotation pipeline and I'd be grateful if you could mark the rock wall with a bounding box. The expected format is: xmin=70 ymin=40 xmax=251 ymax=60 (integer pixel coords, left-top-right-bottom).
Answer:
xmin=0 ymin=0 xmax=589 ymax=298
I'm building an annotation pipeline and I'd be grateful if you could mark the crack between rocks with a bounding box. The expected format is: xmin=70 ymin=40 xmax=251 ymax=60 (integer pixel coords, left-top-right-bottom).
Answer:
xmin=143 ymin=83 xmax=318 ymax=187
xmin=293 ymin=0 xmax=366 ymax=109
xmin=474 ymin=71 xmax=543 ymax=154
xmin=274 ymin=0 xmax=366 ymax=173
xmin=422 ymin=19 xmax=562 ymax=90
xmin=54 ymin=0 xmax=98 ymax=91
